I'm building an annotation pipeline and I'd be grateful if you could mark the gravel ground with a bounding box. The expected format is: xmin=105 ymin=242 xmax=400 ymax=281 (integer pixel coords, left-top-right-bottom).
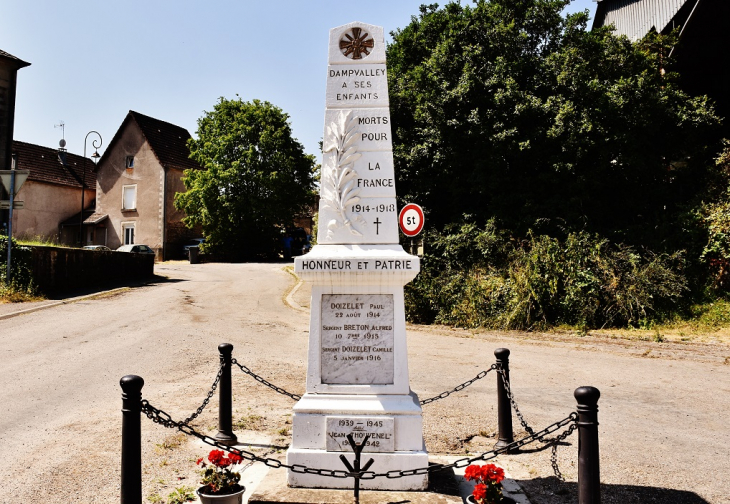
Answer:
xmin=2 ymin=262 xmax=728 ymax=503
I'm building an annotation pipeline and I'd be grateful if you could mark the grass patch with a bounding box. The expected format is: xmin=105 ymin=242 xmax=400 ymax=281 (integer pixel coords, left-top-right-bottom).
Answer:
xmin=166 ymin=486 xmax=196 ymax=504
xmin=233 ymin=413 xmax=265 ymax=431
xmin=16 ymin=235 xmax=70 ymax=248
xmin=83 ymin=287 xmax=131 ymax=301
xmin=625 ymin=298 xmax=730 ymax=343
xmin=0 ymin=283 xmax=44 ymax=303
xmin=155 ymin=433 xmax=187 ymax=454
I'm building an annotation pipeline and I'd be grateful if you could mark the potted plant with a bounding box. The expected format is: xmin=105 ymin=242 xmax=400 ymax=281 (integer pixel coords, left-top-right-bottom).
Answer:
xmin=195 ymin=449 xmax=246 ymax=504
xmin=464 ymin=463 xmax=506 ymax=504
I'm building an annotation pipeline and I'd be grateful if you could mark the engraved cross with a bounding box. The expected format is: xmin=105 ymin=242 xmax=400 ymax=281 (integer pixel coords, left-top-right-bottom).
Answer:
xmin=373 ymin=218 xmax=382 ymax=235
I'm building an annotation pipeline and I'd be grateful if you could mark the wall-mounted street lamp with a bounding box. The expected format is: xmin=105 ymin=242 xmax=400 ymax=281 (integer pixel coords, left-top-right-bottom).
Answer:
xmin=80 ymin=131 xmax=102 ymax=246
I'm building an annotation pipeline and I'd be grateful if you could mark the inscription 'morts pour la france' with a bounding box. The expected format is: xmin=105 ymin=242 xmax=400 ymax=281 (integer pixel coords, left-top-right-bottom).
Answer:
xmin=321 ymin=294 xmax=395 ymax=384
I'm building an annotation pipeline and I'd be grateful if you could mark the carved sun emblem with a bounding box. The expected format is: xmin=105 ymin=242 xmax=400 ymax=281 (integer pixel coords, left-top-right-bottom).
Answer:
xmin=339 ymin=27 xmax=375 ymax=60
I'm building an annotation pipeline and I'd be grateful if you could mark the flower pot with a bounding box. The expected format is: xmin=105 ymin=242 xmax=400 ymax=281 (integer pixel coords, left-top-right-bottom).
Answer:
xmin=196 ymin=485 xmax=245 ymax=504
xmin=466 ymin=494 xmax=515 ymax=504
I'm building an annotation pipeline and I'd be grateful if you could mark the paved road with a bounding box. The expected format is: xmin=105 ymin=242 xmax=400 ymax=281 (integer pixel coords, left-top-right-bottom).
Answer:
xmin=1 ymin=262 xmax=728 ymax=503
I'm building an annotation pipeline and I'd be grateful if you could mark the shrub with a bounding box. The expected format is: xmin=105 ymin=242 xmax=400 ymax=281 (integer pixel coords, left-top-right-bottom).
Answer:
xmin=0 ymin=235 xmax=36 ymax=293
xmin=697 ymin=143 xmax=730 ymax=291
xmin=405 ymin=220 xmax=688 ymax=330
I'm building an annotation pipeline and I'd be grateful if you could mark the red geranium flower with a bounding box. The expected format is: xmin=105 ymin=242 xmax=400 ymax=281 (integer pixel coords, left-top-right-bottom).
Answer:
xmin=465 ymin=463 xmax=505 ymax=503
xmin=481 ymin=464 xmax=505 ymax=483
xmin=208 ymin=449 xmax=225 ymax=465
xmin=472 ymin=483 xmax=488 ymax=501
xmin=464 ymin=464 xmax=481 ymax=481
xmin=229 ymin=452 xmax=243 ymax=464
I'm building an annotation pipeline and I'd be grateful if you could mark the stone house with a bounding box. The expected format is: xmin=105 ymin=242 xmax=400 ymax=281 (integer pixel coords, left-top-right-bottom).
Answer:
xmin=8 ymin=140 xmax=97 ymax=244
xmin=94 ymin=110 xmax=202 ymax=260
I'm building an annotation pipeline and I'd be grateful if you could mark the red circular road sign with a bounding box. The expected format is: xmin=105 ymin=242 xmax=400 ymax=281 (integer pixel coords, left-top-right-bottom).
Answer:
xmin=399 ymin=203 xmax=425 ymax=237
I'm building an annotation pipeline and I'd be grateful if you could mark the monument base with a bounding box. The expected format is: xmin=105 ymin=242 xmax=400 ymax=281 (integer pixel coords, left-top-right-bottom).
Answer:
xmin=287 ymin=391 xmax=428 ymax=490
xmin=286 ymin=449 xmax=429 ymax=490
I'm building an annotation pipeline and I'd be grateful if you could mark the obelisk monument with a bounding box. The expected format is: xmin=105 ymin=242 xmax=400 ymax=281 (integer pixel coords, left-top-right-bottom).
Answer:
xmin=287 ymin=21 xmax=427 ymax=490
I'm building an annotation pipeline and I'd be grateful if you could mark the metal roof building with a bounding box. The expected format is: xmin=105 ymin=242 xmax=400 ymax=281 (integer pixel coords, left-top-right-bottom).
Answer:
xmin=592 ymin=0 xmax=693 ymax=42
xmin=593 ymin=0 xmax=730 ymax=133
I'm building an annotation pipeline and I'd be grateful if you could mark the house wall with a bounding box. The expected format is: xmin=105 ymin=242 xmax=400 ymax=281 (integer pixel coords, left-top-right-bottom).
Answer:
xmin=96 ymin=125 xmax=163 ymax=253
xmin=11 ymin=180 xmax=95 ymax=241
xmin=163 ymin=167 xmax=199 ymax=259
xmin=0 ymin=64 xmax=14 ymax=170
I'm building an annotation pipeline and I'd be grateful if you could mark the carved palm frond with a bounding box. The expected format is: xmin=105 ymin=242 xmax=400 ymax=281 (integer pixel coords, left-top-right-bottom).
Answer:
xmin=321 ymin=111 xmax=365 ymax=239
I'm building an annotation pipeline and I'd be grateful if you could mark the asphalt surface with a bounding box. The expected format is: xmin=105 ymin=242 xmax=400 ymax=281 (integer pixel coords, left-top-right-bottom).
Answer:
xmin=1 ymin=261 xmax=728 ymax=503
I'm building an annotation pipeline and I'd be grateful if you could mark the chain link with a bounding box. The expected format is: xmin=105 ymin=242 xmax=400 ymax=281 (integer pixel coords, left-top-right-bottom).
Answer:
xmin=181 ymin=363 xmax=224 ymax=425
xmin=549 ymin=422 xmax=578 ymax=481
xmin=229 ymin=358 xmax=496 ymax=407
xmin=140 ymin=399 xmax=577 ymax=481
xmin=497 ymin=367 xmax=578 ymax=480
xmin=419 ymin=364 xmax=497 ymax=405
xmin=231 ymin=358 xmax=302 ymax=401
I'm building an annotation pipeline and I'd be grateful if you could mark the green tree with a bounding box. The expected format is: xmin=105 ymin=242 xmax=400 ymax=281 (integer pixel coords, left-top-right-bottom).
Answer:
xmin=175 ymin=98 xmax=316 ymax=258
xmin=387 ymin=0 xmax=720 ymax=248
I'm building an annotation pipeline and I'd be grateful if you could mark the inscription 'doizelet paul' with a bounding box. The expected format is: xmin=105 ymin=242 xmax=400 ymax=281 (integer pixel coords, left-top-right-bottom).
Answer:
xmin=321 ymin=294 xmax=395 ymax=384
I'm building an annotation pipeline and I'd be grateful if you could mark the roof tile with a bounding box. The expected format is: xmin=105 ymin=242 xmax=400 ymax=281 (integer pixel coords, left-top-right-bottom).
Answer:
xmin=129 ymin=111 xmax=201 ymax=171
xmin=12 ymin=140 xmax=98 ymax=189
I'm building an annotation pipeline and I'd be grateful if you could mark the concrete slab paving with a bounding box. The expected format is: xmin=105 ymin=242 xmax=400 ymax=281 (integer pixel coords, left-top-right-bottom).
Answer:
xmin=246 ymin=454 xmax=530 ymax=504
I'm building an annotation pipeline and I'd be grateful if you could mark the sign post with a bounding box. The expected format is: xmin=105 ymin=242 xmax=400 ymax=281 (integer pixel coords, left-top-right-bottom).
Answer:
xmin=0 ymin=169 xmax=30 ymax=282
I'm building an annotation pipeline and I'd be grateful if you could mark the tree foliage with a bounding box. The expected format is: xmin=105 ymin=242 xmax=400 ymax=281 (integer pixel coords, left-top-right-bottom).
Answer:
xmin=175 ymin=98 xmax=316 ymax=258
xmin=387 ymin=0 xmax=721 ymax=247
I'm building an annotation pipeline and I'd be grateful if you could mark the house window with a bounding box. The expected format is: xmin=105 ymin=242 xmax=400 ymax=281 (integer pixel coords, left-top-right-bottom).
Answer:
xmin=122 ymin=222 xmax=135 ymax=245
xmin=125 ymin=156 xmax=134 ymax=169
xmin=122 ymin=185 xmax=137 ymax=211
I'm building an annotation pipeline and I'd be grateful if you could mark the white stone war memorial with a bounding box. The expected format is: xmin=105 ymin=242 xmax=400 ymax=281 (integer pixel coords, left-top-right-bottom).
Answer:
xmin=288 ymin=22 xmax=428 ymax=490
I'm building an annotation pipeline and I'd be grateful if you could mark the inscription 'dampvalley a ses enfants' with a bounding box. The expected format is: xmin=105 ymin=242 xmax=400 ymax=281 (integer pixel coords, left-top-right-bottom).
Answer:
xmin=320 ymin=294 xmax=395 ymax=384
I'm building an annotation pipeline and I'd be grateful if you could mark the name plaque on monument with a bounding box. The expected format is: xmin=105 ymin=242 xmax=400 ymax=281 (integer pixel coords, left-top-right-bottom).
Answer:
xmin=320 ymin=294 xmax=394 ymax=384
xmin=325 ymin=416 xmax=395 ymax=453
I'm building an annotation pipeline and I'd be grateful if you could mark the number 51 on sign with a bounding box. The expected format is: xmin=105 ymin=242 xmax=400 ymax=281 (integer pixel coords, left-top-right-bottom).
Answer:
xmin=399 ymin=203 xmax=424 ymax=237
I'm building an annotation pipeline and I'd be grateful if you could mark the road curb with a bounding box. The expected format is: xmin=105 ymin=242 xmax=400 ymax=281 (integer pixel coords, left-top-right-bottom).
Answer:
xmin=0 ymin=287 xmax=131 ymax=321
xmin=282 ymin=267 xmax=307 ymax=313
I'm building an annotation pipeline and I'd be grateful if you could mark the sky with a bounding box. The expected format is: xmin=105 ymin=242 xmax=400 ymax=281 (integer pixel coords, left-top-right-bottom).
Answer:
xmin=1 ymin=0 xmax=597 ymax=160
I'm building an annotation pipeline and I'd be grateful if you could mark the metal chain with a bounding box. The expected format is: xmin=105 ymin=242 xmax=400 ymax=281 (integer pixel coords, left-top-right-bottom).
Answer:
xmin=239 ymin=448 xmax=276 ymax=475
xmin=497 ymin=367 xmax=578 ymax=480
xmin=231 ymin=358 xmax=302 ymax=401
xmin=497 ymin=368 xmax=535 ymax=436
xmin=182 ymin=363 xmax=224 ymax=425
xmin=419 ymin=364 xmax=497 ymax=405
xmin=229 ymin=358 xmax=495 ymax=407
xmin=140 ymin=398 xmax=577 ymax=481
xmin=549 ymin=422 xmax=578 ymax=481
